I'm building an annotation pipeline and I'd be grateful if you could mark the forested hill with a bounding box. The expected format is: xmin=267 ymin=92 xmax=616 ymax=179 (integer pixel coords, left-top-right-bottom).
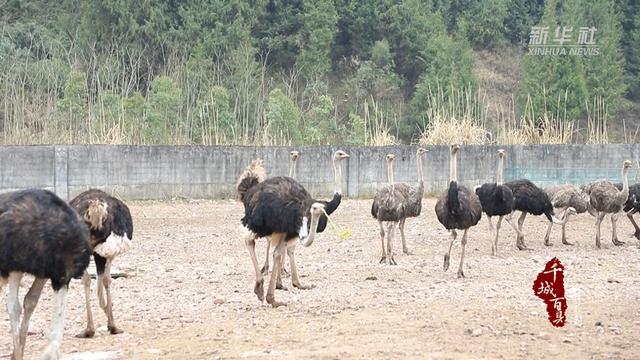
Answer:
xmin=1 ymin=0 xmax=638 ymax=145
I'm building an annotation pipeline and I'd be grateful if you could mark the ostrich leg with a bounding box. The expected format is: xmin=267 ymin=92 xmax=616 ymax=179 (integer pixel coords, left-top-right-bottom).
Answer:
xmin=492 ymin=216 xmax=503 ymax=256
xmin=561 ymin=208 xmax=574 ymax=245
xmin=261 ymin=242 xmax=270 ymax=275
xmin=265 ymin=233 xmax=287 ymax=308
xmin=378 ymin=221 xmax=387 ymax=264
xmin=399 ymin=218 xmax=413 ymax=255
xmin=386 ymin=222 xmax=397 ymax=265
xmin=7 ymin=272 xmax=23 ymax=360
xmin=595 ymin=212 xmax=605 ymax=248
xmin=288 ymin=243 xmax=314 ymax=290
xmin=458 ymin=229 xmax=469 ymax=278
xmin=245 ymin=233 xmax=264 ymax=301
xmin=504 ymin=213 xmax=523 ymax=237
xmin=444 ymin=230 xmax=458 ymax=271
xmin=544 ymin=207 xmax=566 ymax=246
xmin=611 ymin=213 xmax=625 ymax=246
xmin=100 ymin=257 xmax=123 ymax=334
xmin=627 ymin=211 xmax=640 ymax=240
xmin=516 ymin=212 xmax=530 ymax=250
xmin=18 ymin=278 xmax=47 ymax=358
xmin=76 ymin=271 xmax=96 ymax=338
xmin=487 ymin=216 xmax=494 ymax=231
xmin=42 ymin=286 xmax=68 ymax=360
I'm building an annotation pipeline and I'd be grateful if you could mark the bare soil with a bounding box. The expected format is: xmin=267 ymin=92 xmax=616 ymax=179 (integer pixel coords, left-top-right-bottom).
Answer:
xmin=2 ymin=199 xmax=639 ymax=359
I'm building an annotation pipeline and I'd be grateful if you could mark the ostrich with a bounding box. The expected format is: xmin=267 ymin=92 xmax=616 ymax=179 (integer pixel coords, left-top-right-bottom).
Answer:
xmin=70 ymin=189 xmax=133 ymax=337
xmin=543 ymin=184 xmax=592 ymax=246
xmin=261 ymin=150 xmax=300 ymax=278
xmin=613 ymin=182 xmax=640 ymax=240
xmin=504 ymin=179 xmax=571 ymax=250
xmin=371 ymin=148 xmax=427 ymax=264
xmin=238 ymin=150 xmax=350 ymax=307
xmin=589 ymin=160 xmax=632 ymax=248
xmin=435 ymin=144 xmax=482 ymax=278
xmin=475 ymin=149 xmax=523 ymax=255
xmin=0 ymin=189 xmax=91 ymax=360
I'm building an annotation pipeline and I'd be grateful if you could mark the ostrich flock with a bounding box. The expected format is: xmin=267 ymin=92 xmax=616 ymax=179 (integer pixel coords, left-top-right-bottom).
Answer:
xmin=0 ymin=145 xmax=639 ymax=358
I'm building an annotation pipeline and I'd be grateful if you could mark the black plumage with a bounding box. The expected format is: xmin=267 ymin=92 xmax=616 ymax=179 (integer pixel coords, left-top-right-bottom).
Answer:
xmin=476 ymin=183 xmax=514 ymax=217
xmin=435 ymin=145 xmax=482 ymax=278
xmin=0 ymin=189 xmax=91 ymax=359
xmin=69 ymin=189 xmax=134 ymax=337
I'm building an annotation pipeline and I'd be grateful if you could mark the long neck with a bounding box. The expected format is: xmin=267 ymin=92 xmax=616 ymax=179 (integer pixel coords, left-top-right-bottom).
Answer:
xmin=387 ymin=161 xmax=395 ymax=186
xmin=299 ymin=208 xmax=322 ymax=247
xmin=289 ymin=159 xmax=296 ymax=178
xmin=496 ymin=156 xmax=504 ymax=185
xmin=622 ymin=166 xmax=630 ymax=195
xmin=416 ymin=154 xmax=424 ymax=184
xmin=449 ymin=152 xmax=457 ymax=183
xmin=333 ymin=158 xmax=342 ymax=195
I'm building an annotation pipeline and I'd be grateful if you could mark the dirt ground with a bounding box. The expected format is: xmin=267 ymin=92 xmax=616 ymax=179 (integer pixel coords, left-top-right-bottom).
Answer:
xmin=2 ymin=199 xmax=640 ymax=359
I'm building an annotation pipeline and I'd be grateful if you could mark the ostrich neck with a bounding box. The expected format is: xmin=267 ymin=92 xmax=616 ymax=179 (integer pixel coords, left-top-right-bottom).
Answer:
xmin=387 ymin=161 xmax=395 ymax=186
xmin=621 ymin=166 xmax=630 ymax=197
xmin=496 ymin=157 xmax=504 ymax=185
xmin=450 ymin=152 xmax=458 ymax=182
xmin=289 ymin=159 xmax=297 ymax=178
xmin=299 ymin=208 xmax=322 ymax=247
xmin=416 ymin=154 xmax=424 ymax=184
xmin=333 ymin=158 xmax=342 ymax=195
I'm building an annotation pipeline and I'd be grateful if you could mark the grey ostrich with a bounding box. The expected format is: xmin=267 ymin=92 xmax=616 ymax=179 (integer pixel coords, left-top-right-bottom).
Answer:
xmin=0 ymin=189 xmax=91 ymax=360
xmin=70 ymin=189 xmax=134 ymax=338
xmin=543 ymin=185 xmax=592 ymax=246
xmin=435 ymin=145 xmax=482 ymax=278
xmin=589 ymin=160 xmax=632 ymax=248
xmin=261 ymin=150 xmax=300 ymax=278
xmin=371 ymin=148 xmax=427 ymax=264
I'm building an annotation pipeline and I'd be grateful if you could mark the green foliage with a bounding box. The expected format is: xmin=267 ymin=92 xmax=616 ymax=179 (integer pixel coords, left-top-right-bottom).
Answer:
xmin=58 ymin=69 xmax=87 ymax=117
xmin=266 ymin=88 xmax=302 ymax=144
xmin=616 ymin=0 xmax=640 ymax=98
xmin=303 ymin=94 xmax=335 ymax=144
xmin=457 ymin=0 xmax=509 ymax=48
xmin=297 ymin=0 xmax=338 ymax=80
xmin=504 ymin=0 xmax=545 ymax=45
xmin=145 ymin=76 xmax=182 ymax=142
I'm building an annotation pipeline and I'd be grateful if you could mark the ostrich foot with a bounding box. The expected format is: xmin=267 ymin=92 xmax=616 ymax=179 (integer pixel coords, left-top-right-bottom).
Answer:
xmin=254 ymin=279 xmax=264 ymax=301
xmin=265 ymin=294 xmax=287 ymax=308
xmin=403 ymin=248 xmax=414 ymax=255
xmin=275 ymin=280 xmax=288 ymax=291
xmin=516 ymin=243 xmax=531 ymax=251
xmin=75 ymin=328 xmax=95 ymax=338
xmin=108 ymin=325 xmax=124 ymax=335
xmin=379 ymin=255 xmax=387 ymax=264
xmin=634 ymin=230 xmax=640 ymax=240
xmin=612 ymin=238 xmax=625 ymax=246
xmin=544 ymin=240 xmax=553 ymax=247
xmin=443 ymin=254 xmax=450 ymax=271
xmin=457 ymin=269 xmax=465 ymax=278
xmin=562 ymin=239 xmax=574 ymax=246
xmin=260 ymin=264 xmax=269 ymax=276
xmin=281 ymin=267 xmax=290 ymax=277
xmin=293 ymin=282 xmax=315 ymax=290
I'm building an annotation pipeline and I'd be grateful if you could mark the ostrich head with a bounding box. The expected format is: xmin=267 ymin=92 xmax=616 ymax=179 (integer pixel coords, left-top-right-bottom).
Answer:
xmin=497 ymin=149 xmax=506 ymax=158
xmin=417 ymin=148 xmax=428 ymax=156
xmin=299 ymin=202 xmax=327 ymax=247
xmin=289 ymin=151 xmax=300 ymax=162
xmin=84 ymin=199 xmax=108 ymax=230
xmin=333 ymin=150 xmax=350 ymax=161
xmin=386 ymin=153 xmax=396 ymax=162
xmin=623 ymin=160 xmax=632 ymax=170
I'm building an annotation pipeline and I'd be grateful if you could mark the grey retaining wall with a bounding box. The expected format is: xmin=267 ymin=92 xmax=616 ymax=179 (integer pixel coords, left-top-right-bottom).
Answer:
xmin=0 ymin=144 xmax=639 ymax=200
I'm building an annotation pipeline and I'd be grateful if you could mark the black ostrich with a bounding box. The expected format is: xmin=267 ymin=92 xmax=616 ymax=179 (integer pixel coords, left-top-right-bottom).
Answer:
xmin=0 ymin=189 xmax=91 ymax=360
xmin=475 ymin=149 xmax=523 ymax=255
xmin=435 ymin=144 xmax=482 ymax=278
xmin=504 ymin=179 xmax=570 ymax=250
xmin=237 ymin=150 xmax=350 ymax=307
xmin=614 ymin=182 xmax=640 ymax=240
xmin=70 ymin=189 xmax=133 ymax=338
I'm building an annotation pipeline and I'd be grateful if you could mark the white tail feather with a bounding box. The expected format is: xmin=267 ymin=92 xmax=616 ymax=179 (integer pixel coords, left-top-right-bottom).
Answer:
xmin=94 ymin=233 xmax=132 ymax=258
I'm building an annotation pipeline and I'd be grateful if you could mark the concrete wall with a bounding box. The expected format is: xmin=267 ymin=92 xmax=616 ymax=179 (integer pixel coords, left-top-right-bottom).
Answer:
xmin=0 ymin=144 xmax=639 ymax=200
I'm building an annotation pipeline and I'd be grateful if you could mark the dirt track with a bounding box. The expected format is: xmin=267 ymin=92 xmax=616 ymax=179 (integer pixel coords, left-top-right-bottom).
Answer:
xmin=2 ymin=199 xmax=639 ymax=359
